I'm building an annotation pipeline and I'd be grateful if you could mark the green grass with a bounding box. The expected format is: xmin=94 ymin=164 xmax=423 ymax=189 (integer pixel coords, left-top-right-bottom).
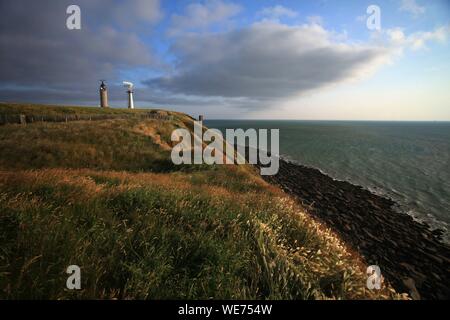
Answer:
xmin=0 ymin=104 xmax=194 ymax=172
xmin=0 ymin=119 xmax=174 ymax=172
xmin=0 ymin=103 xmax=405 ymax=300
xmin=0 ymin=102 xmax=189 ymax=118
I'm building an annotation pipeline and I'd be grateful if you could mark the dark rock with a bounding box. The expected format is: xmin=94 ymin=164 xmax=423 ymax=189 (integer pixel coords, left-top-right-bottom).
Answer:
xmin=257 ymin=158 xmax=450 ymax=300
xmin=402 ymin=278 xmax=421 ymax=300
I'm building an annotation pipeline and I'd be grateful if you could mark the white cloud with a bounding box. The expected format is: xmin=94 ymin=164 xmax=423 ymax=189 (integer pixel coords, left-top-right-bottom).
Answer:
xmin=148 ymin=19 xmax=450 ymax=110
xmin=168 ymin=0 xmax=242 ymax=35
xmin=148 ymin=21 xmax=392 ymax=103
xmin=257 ymin=5 xmax=298 ymax=21
xmin=307 ymin=16 xmax=324 ymax=25
xmin=387 ymin=25 xmax=450 ymax=50
xmin=399 ymin=0 xmax=426 ymax=17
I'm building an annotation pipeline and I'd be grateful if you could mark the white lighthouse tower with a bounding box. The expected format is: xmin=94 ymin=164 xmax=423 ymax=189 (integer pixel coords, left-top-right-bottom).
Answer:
xmin=123 ymin=81 xmax=134 ymax=109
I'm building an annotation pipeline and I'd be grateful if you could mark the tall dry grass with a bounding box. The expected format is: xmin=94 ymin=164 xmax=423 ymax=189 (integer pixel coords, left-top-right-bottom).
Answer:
xmin=0 ymin=168 xmax=404 ymax=300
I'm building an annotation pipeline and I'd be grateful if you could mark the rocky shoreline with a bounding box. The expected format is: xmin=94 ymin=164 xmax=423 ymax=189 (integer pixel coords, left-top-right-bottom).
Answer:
xmin=259 ymin=158 xmax=450 ymax=300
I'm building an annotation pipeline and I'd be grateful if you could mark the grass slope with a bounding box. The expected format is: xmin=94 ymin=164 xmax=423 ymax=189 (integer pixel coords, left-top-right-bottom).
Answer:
xmin=0 ymin=103 xmax=404 ymax=299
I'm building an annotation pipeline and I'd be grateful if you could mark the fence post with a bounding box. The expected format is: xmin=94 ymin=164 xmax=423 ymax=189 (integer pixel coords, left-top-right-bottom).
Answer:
xmin=19 ymin=114 xmax=26 ymax=125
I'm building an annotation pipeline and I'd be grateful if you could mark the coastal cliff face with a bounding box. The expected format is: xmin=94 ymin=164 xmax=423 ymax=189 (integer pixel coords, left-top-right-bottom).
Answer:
xmin=260 ymin=159 xmax=450 ymax=300
xmin=0 ymin=103 xmax=405 ymax=300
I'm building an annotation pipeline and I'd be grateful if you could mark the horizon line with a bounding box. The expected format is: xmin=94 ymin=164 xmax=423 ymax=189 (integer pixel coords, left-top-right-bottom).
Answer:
xmin=204 ymin=119 xmax=450 ymax=122
xmin=2 ymin=101 xmax=449 ymax=123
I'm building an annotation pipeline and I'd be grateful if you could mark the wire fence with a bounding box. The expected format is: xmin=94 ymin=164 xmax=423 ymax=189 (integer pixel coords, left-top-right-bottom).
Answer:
xmin=0 ymin=112 xmax=174 ymax=126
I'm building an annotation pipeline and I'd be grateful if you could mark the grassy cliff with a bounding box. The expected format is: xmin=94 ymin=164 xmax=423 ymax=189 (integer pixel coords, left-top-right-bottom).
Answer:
xmin=0 ymin=103 xmax=404 ymax=299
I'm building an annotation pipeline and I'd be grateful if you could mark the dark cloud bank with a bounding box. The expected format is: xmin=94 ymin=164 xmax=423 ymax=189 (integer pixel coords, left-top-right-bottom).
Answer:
xmin=0 ymin=1 xmax=391 ymax=110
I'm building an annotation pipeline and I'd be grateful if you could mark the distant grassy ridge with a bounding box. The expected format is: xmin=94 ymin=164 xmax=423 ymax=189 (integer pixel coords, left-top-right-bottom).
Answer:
xmin=0 ymin=103 xmax=196 ymax=172
xmin=0 ymin=102 xmax=190 ymax=117
xmin=0 ymin=103 xmax=405 ymax=299
xmin=0 ymin=102 xmax=193 ymax=125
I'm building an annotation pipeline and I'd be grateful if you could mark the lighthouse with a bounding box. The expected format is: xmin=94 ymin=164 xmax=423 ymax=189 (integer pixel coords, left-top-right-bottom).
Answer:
xmin=123 ymin=81 xmax=135 ymax=109
xmin=99 ymin=80 xmax=109 ymax=108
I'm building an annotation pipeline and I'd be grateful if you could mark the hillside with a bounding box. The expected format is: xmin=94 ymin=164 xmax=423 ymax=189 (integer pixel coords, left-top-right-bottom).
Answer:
xmin=0 ymin=103 xmax=405 ymax=299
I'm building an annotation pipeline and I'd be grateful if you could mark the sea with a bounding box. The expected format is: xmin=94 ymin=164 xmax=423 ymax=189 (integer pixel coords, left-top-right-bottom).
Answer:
xmin=205 ymin=120 xmax=450 ymax=242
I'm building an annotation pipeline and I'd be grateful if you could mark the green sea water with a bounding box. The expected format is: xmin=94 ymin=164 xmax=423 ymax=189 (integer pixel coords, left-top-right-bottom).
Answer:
xmin=206 ymin=120 xmax=450 ymax=241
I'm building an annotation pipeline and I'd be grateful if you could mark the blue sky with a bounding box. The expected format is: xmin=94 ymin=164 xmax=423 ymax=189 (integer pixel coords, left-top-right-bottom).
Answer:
xmin=0 ymin=0 xmax=449 ymax=120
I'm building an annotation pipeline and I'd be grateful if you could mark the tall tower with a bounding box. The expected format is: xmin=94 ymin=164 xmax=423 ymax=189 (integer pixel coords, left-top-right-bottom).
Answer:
xmin=99 ymin=80 xmax=109 ymax=108
xmin=123 ymin=81 xmax=134 ymax=109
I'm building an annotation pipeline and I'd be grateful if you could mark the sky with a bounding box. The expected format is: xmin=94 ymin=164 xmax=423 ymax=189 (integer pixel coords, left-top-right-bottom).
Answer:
xmin=0 ymin=0 xmax=449 ymax=120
